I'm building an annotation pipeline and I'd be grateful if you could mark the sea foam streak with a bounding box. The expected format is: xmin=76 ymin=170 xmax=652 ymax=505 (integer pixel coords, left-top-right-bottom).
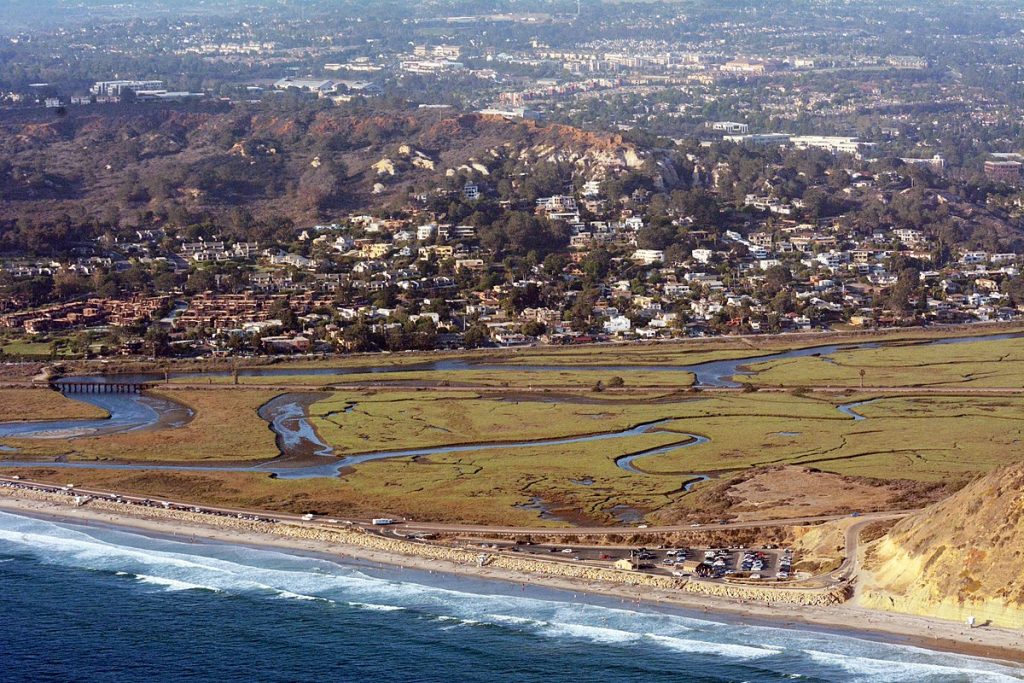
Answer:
xmin=347 ymin=601 xmax=405 ymax=612
xmin=802 ymin=649 xmax=1024 ymax=682
xmin=0 ymin=511 xmax=1021 ymax=681
xmin=647 ymin=634 xmax=782 ymax=660
xmin=132 ymin=573 xmax=222 ymax=593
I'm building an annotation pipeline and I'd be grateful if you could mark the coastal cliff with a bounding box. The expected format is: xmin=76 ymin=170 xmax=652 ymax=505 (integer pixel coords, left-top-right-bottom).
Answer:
xmin=858 ymin=462 xmax=1024 ymax=629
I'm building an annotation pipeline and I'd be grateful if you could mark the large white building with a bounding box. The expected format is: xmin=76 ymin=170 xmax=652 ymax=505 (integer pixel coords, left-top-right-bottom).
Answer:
xmin=90 ymin=80 xmax=164 ymax=96
xmin=273 ymin=77 xmax=335 ymax=94
xmin=790 ymin=136 xmax=864 ymax=156
xmin=400 ymin=60 xmax=465 ymax=74
xmin=724 ymin=133 xmax=791 ymax=147
xmin=631 ymin=249 xmax=664 ymax=265
xmin=710 ymin=121 xmax=749 ymax=135
xmin=414 ymin=45 xmax=462 ymax=60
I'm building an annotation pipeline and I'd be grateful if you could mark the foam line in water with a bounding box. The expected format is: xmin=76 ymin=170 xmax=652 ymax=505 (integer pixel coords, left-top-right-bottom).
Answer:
xmin=132 ymin=573 xmax=222 ymax=593
xmin=274 ymin=589 xmax=333 ymax=602
xmin=2 ymin=511 xmax=1023 ymax=680
xmin=802 ymin=649 xmax=1024 ymax=682
xmin=647 ymin=634 xmax=782 ymax=659
xmin=346 ymin=601 xmax=405 ymax=612
xmin=539 ymin=622 xmax=642 ymax=644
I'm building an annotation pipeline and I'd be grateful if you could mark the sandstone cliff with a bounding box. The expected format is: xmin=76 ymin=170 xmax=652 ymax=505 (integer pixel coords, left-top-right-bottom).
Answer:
xmin=858 ymin=463 xmax=1024 ymax=628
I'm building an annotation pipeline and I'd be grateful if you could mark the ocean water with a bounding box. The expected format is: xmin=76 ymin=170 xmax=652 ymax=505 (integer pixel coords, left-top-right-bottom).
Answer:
xmin=0 ymin=512 xmax=1021 ymax=683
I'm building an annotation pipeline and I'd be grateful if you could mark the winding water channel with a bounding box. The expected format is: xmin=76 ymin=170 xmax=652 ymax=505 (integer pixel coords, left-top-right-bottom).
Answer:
xmin=0 ymin=332 xmax=1016 ymax=479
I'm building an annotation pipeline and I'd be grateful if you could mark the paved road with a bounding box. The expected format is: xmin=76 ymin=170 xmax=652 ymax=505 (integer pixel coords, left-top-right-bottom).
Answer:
xmin=831 ymin=513 xmax=908 ymax=582
xmin=397 ymin=510 xmax=913 ymax=536
xmin=0 ymin=475 xmax=911 ymax=590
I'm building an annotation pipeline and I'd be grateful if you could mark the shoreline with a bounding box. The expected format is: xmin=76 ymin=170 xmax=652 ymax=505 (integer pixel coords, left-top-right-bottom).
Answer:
xmin=0 ymin=492 xmax=1021 ymax=667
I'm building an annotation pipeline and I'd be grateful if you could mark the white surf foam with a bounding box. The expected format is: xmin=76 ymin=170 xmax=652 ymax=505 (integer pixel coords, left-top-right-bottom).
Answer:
xmin=2 ymin=511 xmax=1022 ymax=680
xmin=134 ymin=573 xmax=221 ymax=593
xmin=484 ymin=614 xmax=543 ymax=627
xmin=346 ymin=601 xmax=404 ymax=612
xmin=274 ymin=589 xmax=332 ymax=602
xmin=803 ymin=649 xmax=1024 ymax=682
xmin=0 ymin=526 xmax=231 ymax=575
xmin=539 ymin=622 xmax=642 ymax=644
xmin=648 ymin=634 xmax=782 ymax=660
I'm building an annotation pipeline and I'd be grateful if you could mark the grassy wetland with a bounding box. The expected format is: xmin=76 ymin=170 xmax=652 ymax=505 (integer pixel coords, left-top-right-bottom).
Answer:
xmin=2 ymin=328 xmax=1023 ymax=525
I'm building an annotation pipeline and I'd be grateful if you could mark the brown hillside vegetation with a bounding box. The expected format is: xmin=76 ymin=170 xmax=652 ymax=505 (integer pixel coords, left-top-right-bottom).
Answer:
xmin=0 ymin=104 xmax=647 ymax=235
xmin=859 ymin=462 xmax=1024 ymax=628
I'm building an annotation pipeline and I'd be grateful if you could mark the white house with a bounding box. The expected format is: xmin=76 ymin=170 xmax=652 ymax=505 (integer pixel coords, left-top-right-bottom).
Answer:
xmin=691 ymin=248 xmax=713 ymax=264
xmin=604 ymin=315 xmax=632 ymax=334
xmin=632 ymin=249 xmax=664 ymax=265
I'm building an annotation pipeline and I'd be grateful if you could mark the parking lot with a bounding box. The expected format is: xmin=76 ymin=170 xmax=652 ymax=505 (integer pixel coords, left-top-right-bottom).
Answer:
xmin=467 ymin=539 xmax=796 ymax=582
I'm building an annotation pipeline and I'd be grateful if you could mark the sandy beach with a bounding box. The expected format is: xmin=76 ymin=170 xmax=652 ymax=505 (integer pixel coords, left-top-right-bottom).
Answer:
xmin=0 ymin=490 xmax=1021 ymax=667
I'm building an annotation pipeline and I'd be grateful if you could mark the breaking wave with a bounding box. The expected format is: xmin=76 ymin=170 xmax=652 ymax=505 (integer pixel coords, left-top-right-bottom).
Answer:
xmin=0 ymin=510 xmax=1021 ymax=682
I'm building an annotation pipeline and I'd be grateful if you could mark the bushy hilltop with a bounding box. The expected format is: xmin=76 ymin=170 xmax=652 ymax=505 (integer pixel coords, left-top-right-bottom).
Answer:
xmin=0 ymin=102 xmax=659 ymax=246
xmin=3 ymin=99 xmax=1022 ymax=262
xmin=859 ymin=462 xmax=1024 ymax=628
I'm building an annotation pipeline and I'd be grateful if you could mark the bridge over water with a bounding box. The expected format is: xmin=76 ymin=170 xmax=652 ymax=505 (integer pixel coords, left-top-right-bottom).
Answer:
xmin=54 ymin=382 xmax=155 ymax=394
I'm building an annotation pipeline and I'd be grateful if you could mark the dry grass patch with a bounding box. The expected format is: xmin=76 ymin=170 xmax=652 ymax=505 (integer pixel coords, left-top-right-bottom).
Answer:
xmin=3 ymin=389 xmax=282 ymax=462
xmin=0 ymin=388 xmax=109 ymax=421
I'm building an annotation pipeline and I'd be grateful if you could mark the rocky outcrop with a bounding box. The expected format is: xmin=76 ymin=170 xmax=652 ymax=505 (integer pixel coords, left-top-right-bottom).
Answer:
xmin=683 ymin=580 xmax=851 ymax=607
xmin=372 ymin=158 xmax=396 ymax=175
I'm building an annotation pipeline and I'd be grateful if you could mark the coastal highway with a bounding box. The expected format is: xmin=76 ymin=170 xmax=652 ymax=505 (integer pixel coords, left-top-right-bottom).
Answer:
xmin=393 ymin=510 xmax=913 ymax=537
xmin=0 ymin=474 xmax=910 ymax=538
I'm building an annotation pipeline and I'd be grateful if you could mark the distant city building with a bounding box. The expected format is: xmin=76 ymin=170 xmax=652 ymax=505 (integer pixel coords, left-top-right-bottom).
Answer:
xmin=721 ymin=59 xmax=769 ymax=76
xmin=790 ymin=135 xmax=864 ymax=156
xmin=724 ymin=133 xmax=791 ymax=147
xmin=477 ymin=107 xmax=540 ymax=120
xmin=90 ymin=80 xmax=164 ymax=96
xmin=710 ymin=121 xmax=749 ymax=135
xmin=900 ymin=154 xmax=945 ymax=172
xmin=984 ymin=160 xmax=1022 ymax=184
xmin=273 ymin=77 xmax=335 ymax=94
xmin=887 ymin=55 xmax=929 ymax=69
xmin=400 ymin=60 xmax=465 ymax=74
xmin=414 ymin=44 xmax=463 ymax=60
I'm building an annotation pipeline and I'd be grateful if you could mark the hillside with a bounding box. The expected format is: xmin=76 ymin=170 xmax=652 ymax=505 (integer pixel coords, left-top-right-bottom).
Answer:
xmin=858 ymin=462 xmax=1024 ymax=628
xmin=0 ymin=102 xmax=651 ymax=248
